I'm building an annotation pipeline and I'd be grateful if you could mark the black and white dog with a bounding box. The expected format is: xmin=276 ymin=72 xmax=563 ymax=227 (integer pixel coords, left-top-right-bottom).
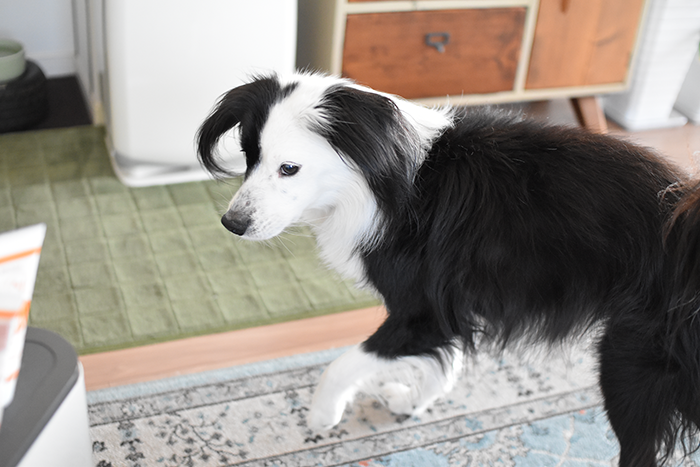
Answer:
xmin=197 ymin=72 xmax=700 ymax=466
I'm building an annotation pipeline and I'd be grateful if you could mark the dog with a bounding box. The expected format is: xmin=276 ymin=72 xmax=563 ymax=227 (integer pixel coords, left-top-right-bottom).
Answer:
xmin=197 ymin=72 xmax=700 ymax=466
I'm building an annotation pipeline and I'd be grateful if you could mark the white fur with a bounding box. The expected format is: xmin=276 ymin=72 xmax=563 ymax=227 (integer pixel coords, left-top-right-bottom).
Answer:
xmin=308 ymin=344 xmax=464 ymax=430
xmin=229 ymin=73 xmax=453 ymax=283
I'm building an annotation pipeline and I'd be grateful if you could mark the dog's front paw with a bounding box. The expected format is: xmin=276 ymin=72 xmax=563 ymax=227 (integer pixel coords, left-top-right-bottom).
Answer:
xmin=365 ymin=349 xmax=464 ymax=419
xmin=377 ymin=382 xmax=414 ymax=415
xmin=307 ymin=345 xmax=372 ymax=431
xmin=308 ymin=388 xmax=352 ymax=431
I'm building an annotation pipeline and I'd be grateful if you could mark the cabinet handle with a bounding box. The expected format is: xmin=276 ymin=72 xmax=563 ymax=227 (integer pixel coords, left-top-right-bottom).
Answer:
xmin=425 ymin=32 xmax=450 ymax=53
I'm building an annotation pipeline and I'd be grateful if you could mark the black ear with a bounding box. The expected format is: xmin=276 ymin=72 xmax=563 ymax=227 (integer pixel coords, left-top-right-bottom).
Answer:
xmin=314 ymin=86 xmax=420 ymax=215
xmin=196 ymin=76 xmax=288 ymax=177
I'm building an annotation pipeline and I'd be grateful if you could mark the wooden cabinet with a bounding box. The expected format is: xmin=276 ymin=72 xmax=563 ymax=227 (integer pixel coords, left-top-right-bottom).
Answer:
xmin=343 ymin=8 xmax=526 ymax=98
xmin=298 ymin=0 xmax=648 ymax=108
xmin=526 ymin=0 xmax=646 ymax=90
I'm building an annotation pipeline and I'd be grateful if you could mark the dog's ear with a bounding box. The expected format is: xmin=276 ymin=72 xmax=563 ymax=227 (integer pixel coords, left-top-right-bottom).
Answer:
xmin=315 ymin=86 xmax=421 ymax=214
xmin=197 ymin=76 xmax=287 ymax=177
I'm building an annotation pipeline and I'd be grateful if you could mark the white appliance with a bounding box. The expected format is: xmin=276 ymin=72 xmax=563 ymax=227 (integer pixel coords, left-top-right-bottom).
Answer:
xmin=102 ymin=0 xmax=297 ymax=186
xmin=603 ymin=0 xmax=700 ymax=131
xmin=0 ymin=328 xmax=92 ymax=467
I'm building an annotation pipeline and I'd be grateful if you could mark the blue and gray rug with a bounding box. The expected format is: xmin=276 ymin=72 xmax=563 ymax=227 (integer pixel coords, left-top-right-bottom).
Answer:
xmin=87 ymin=343 xmax=700 ymax=466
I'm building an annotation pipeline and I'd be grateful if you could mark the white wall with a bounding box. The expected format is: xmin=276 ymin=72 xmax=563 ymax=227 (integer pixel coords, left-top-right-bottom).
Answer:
xmin=0 ymin=0 xmax=76 ymax=76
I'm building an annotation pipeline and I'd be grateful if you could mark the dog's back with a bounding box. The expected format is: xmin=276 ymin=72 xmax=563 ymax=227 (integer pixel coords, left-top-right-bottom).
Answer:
xmin=407 ymin=109 xmax=681 ymax=347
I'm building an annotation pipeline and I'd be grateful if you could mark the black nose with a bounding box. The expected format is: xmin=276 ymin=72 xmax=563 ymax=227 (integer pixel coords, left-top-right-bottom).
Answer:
xmin=221 ymin=211 xmax=251 ymax=236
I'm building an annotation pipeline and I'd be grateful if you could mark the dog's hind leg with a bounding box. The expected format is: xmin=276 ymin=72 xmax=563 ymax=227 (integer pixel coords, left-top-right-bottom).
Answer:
xmin=598 ymin=325 xmax=677 ymax=467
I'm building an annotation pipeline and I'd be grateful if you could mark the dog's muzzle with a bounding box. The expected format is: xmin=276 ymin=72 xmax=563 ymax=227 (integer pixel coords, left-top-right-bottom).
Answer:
xmin=221 ymin=210 xmax=251 ymax=236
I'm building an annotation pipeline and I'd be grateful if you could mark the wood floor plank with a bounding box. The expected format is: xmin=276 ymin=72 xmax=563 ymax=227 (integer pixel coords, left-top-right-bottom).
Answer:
xmin=80 ymin=306 xmax=386 ymax=391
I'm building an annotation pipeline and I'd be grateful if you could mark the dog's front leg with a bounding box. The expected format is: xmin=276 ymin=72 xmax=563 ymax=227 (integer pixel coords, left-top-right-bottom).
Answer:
xmin=309 ymin=344 xmax=389 ymax=430
xmin=375 ymin=347 xmax=463 ymax=417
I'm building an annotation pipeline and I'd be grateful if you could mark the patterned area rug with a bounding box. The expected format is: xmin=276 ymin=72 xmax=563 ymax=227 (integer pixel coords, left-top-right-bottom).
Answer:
xmin=86 ymin=342 xmax=700 ymax=466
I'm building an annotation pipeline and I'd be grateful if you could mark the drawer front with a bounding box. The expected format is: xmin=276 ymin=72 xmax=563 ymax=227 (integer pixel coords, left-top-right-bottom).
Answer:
xmin=526 ymin=0 xmax=645 ymax=89
xmin=342 ymin=8 xmax=526 ymax=99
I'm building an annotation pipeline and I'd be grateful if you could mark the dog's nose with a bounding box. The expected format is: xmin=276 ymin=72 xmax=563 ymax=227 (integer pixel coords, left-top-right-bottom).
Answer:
xmin=221 ymin=211 xmax=251 ymax=236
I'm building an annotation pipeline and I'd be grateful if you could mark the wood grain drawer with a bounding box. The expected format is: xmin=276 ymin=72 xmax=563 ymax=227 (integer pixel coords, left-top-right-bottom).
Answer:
xmin=342 ymin=8 xmax=527 ymax=99
xmin=526 ymin=0 xmax=645 ymax=89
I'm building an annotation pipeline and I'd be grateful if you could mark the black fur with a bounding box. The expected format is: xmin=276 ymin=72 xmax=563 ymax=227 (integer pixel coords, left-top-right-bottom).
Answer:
xmin=197 ymin=77 xmax=297 ymax=178
xmin=197 ymin=75 xmax=700 ymax=466
xmin=314 ymin=86 xmax=421 ymax=216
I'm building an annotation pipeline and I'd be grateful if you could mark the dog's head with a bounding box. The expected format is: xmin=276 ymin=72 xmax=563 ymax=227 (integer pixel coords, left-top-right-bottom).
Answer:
xmin=197 ymin=72 xmax=450 ymax=241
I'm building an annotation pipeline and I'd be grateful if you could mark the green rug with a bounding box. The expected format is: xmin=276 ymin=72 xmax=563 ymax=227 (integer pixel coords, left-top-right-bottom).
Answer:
xmin=0 ymin=126 xmax=378 ymax=354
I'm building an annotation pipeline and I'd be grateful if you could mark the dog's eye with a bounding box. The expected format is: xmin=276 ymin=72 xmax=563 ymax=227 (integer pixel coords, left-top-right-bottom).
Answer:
xmin=279 ymin=163 xmax=301 ymax=177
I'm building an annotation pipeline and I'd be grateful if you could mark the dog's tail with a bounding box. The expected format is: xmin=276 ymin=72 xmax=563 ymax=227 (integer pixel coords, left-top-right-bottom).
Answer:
xmin=657 ymin=180 xmax=700 ymax=460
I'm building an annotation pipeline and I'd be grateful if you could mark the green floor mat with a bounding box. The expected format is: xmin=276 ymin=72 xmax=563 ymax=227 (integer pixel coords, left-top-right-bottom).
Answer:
xmin=0 ymin=126 xmax=378 ymax=354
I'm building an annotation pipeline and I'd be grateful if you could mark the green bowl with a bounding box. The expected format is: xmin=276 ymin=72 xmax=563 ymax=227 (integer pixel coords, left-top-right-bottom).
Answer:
xmin=0 ymin=39 xmax=26 ymax=83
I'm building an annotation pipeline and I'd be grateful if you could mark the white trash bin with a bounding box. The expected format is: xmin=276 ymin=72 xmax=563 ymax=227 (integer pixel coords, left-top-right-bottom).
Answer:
xmin=0 ymin=328 xmax=92 ymax=467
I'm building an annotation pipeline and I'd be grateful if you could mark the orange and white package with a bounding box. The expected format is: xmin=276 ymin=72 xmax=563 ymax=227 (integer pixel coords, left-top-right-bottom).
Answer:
xmin=0 ymin=223 xmax=46 ymax=425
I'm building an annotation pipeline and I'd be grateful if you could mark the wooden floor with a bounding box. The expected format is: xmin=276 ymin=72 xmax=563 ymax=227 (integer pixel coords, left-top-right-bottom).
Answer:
xmin=80 ymin=100 xmax=700 ymax=392
xmin=81 ymin=306 xmax=387 ymax=390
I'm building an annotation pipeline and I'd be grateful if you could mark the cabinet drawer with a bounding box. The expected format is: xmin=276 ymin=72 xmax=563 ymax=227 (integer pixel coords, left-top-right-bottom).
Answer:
xmin=342 ymin=8 xmax=526 ymax=99
xmin=526 ymin=0 xmax=645 ymax=89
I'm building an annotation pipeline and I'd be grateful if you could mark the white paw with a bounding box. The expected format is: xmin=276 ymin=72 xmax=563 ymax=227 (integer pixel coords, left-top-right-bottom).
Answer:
xmin=378 ymin=382 xmax=414 ymax=415
xmin=305 ymin=344 xmax=464 ymax=430
xmin=363 ymin=348 xmax=464 ymax=418
xmin=368 ymin=367 xmax=435 ymax=417
xmin=308 ymin=387 xmax=353 ymax=431
xmin=308 ymin=345 xmax=373 ymax=431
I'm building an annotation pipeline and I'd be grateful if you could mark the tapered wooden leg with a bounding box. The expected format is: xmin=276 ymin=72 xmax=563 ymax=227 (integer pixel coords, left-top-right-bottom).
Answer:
xmin=571 ymin=96 xmax=608 ymax=134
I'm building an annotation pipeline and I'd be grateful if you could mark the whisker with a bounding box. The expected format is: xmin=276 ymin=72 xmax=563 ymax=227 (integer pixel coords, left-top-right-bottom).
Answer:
xmin=276 ymin=235 xmax=296 ymax=257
